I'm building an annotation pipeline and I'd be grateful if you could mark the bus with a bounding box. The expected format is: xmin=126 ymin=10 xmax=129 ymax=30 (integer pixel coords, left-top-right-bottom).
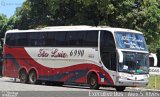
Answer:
xmin=149 ymin=53 xmax=160 ymax=75
xmin=2 ymin=26 xmax=149 ymax=91
xmin=149 ymin=53 xmax=157 ymax=67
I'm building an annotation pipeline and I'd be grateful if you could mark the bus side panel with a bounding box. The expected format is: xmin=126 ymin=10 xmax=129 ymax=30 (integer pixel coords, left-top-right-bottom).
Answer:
xmin=38 ymin=63 xmax=114 ymax=86
xmin=3 ymin=46 xmax=114 ymax=86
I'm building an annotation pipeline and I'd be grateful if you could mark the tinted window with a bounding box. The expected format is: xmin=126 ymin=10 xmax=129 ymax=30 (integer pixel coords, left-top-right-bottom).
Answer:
xmin=29 ymin=32 xmax=47 ymax=46
xmin=54 ymin=32 xmax=67 ymax=47
xmin=45 ymin=32 xmax=55 ymax=46
xmin=6 ymin=33 xmax=28 ymax=46
xmin=100 ymin=31 xmax=116 ymax=71
xmin=5 ymin=31 xmax=99 ymax=47
xmin=149 ymin=57 xmax=154 ymax=67
xmin=83 ymin=31 xmax=98 ymax=47
xmin=101 ymin=52 xmax=116 ymax=71
xmin=100 ymin=31 xmax=116 ymax=51
xmin=67 ymin=31 xmax=85 ymax=47
xmin=6 ymin=33 xmax=15 ymax=46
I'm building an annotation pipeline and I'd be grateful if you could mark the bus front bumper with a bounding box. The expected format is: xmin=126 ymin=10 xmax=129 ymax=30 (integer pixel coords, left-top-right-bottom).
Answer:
xmin=117 ymin=79 xmax=149 ymax=87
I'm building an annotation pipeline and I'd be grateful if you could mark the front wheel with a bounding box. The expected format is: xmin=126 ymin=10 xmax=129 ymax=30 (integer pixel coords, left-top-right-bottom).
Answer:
xmin=89 ymin=74 xmax=100 ymax=89
xmin=115 ymin=86 xmax=126 ymax=91
xmin=28 ymin=71 xmax=37 ymax=84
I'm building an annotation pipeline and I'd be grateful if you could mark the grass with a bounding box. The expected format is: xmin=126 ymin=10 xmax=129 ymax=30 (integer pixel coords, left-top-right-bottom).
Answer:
xmin=146 ymin=75 xmax=160 ymax=90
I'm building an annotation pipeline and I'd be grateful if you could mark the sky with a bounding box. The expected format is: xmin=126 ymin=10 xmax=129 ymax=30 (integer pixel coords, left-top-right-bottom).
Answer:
xmin=0 ymin=0 xmax=26 ymax=18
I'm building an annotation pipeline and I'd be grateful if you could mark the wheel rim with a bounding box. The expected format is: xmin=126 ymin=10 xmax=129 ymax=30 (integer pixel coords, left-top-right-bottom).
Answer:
xmin=20 ymin=74 xmax=26 ymax=82
xmin=90 ymin=77 xmax=96 ymax=86
xmin=29 ymin=72 xmax=36 ymax=83
xmin=20 ymin=72 xmax=26 ymax=82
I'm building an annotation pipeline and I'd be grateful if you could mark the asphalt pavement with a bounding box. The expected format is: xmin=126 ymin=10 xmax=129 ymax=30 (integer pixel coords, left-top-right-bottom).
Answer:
xmin=0 ymin=77 xmax=160 ymax=97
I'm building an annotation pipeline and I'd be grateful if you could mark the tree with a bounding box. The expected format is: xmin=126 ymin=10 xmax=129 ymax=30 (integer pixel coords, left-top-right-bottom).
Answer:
xmin=0 ymin=14 xmax=8 ymax=37
xmin=0 ymin=14 xmax=8 ymax=63
xmin=2 ymin=0 xmax=160 ymax=52
xmin=135 ymin=0 xmax=160 ymax=52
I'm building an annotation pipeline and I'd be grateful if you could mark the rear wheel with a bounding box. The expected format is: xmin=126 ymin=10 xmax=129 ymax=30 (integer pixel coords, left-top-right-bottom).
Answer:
xmin=19 ymin=70 xmax=28 ymax=83
xmin=28 ymin=71 xmax=37 ymax=84
xmin=89 ymin=74 xmax=100 ymax=89
xmin=115 ymin=86 xmax=126 ymax=91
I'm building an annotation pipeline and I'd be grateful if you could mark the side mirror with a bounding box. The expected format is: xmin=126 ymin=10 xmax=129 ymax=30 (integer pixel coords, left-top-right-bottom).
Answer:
xmin=117 ymin=49 xmax=123 ymax=63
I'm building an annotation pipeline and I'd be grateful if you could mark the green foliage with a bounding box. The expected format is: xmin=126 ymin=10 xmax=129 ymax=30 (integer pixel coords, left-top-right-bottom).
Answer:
xmin=0 ymin=0 xmax=160 ymax=52
xmin=0 ymin=14 xmax=8 ymax=53
xmin=147 ymin=75 xmax=160 ymax=90
xmin=0 ymin=14 xmax=8 ymax=37
xmin=137 ymin=0 xmax=160 ymax=52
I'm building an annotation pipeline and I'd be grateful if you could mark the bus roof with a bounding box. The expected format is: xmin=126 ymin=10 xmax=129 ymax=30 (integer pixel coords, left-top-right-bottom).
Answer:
xmin=6 ymin=25 xmax=143 ymax=34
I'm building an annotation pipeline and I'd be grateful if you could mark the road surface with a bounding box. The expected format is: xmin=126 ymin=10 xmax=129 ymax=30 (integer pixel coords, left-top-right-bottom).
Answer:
xmin=0 ymin=77 xmax=159 ymax=97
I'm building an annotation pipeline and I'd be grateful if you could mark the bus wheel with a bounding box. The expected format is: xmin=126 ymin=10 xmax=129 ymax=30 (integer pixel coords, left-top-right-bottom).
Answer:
xmin=19 ymin=70 xmax=28 ymax=83
xmin=29 ymin=71 xmax=37 ymax=84
xmin=115 ymin=86 xmax=126 ymax=91
xmin=89 ymin=74 xmax=100 ymax=89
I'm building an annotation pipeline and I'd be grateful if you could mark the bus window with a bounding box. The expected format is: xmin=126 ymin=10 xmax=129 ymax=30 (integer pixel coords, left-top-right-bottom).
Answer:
xmin=54 ymin=32 xmax=67 ymax=47
xmin=149 ymin=57 xmax=154 ymax=67
xmin=45 ymin=32 xmax=55 ymax=46
xmin=6 ymin=33 xmax=15 ymax=46
xmin=100 ymin=31 xmax=116 ymax=71
xmin=67 ymin=31 xmax=85 ymax=47
xmin=83 ymin=31 xmax=98 ymax=47
xmin=6 ymin=33 xmax=28 ymax=47
xmin=29 ymin=32 xmax=46 ymax=46
xmin=100 ymin=31 xmax=116 ymax=51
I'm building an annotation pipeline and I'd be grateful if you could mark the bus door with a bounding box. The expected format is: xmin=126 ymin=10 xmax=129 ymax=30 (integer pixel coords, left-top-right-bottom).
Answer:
xmin=100 ymin=30 xmax=117 ymax=83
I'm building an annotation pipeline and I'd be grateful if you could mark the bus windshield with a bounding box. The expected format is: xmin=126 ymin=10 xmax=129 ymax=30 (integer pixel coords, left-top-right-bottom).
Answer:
xmin=119 ymin=52 xmax=149 ymax=74
xmin=116 ymin=32 xmax=148 ymax=51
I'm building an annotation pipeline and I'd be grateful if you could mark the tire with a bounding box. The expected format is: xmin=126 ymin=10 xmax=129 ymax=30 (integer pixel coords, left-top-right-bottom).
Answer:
xmin=89 ymin=74 xmax=100 ymax=89
xmin=19 ymin=70 xmax=28 ymax=83
xmin=115 ymin=86 xmax=126 ymax=91
xmin=28 ymin=71 xmax=37 ymax=84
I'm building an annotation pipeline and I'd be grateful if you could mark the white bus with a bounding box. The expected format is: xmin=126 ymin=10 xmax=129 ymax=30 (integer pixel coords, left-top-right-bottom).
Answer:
xmin=149 ymin=53 xmax=160 ymax=75
xmin=149 ymin=53 xmax=157 ymax=67
xmin=3 ymin=26 xmax=149 ymax=91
